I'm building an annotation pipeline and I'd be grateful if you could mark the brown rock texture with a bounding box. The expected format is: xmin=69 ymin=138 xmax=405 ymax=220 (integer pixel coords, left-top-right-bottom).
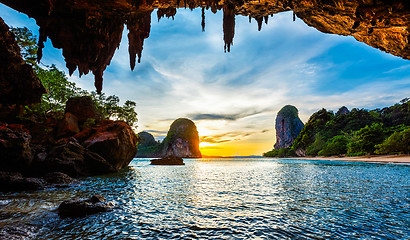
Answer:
xmin=65 ymin=96 xmax=102 ymax=123
xmin=75 ymin=120 xmax=138 ymax=170
xmin=274 ymin=105 xmax=304 ymax=149
xmin=0 ymin=17 xmax=45 ymax=105
xmin=0 ymin=0 xmax=408 ymax=94
xmin=0 ymin=124 xmax=32 ymax=172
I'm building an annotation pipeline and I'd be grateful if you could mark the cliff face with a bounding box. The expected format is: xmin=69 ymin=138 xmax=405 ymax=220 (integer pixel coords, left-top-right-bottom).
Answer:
xmin=274 ymin=105 xmax=304 ymax=149
xmin=0 ymin=18 xmax=45 ymax=105
xmin=0 ymin=0 xmax=408 ymax=95
xmin=162 ymin=118 xmax=202 ymax=158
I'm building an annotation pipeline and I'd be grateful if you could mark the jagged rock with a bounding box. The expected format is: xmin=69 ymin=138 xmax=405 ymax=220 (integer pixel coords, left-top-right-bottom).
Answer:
xmin=74 ymin=120 xmax=138 ymax=170
xmin=32 ymin=138 xmax=115 ymax=177
xmin=57 ymin=112 xmax=80 ymax=138
xmin=336 ymin=106 xmax=350 ymax=117
xmin=65 ymin=96 xmax=102 ymax=123
xmin=0 ymin=171 xmax=45 ymax=191
xmin=43 ymin=172 xmax=76 ymax=186
xmin=274 ymin=105 xmax=304 ymax=149
xmin=0 ymin=17 xmax=45 ymax=105
xmin=58 ymin=195 xmax=114 ymax=217
xmin=135 ymin=131 xmax=162 ymax=158
xmin=162 ymin=118 xmax=201 ymax=158
xmin=0 ymin=124 xmax=32 ymax=172
xmin=151 ymin=156 xmax=185 ymax=165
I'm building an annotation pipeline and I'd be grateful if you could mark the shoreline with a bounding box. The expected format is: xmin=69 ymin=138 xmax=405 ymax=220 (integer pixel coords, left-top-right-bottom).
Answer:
xmin=288 ymin=155 xmax=410 ymax=164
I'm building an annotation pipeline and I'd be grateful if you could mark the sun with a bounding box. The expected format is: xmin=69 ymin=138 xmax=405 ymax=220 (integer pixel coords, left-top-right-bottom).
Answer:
xmin=199 ymin=142 xmax=213 ymax=148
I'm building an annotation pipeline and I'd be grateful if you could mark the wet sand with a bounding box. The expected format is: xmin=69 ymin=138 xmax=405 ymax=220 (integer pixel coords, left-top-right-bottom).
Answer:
xmin=290 ymin=155 xmax=410 ymax=164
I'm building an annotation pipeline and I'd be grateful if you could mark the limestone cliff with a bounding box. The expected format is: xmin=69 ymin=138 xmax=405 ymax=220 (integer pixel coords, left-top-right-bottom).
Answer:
xmin=135 ymin=131 xmax=162 ymax=158
xmin=274 ymin=105 xmax=304 ymax=149
xmin=162 ymin=118 xmax=202 ymax=158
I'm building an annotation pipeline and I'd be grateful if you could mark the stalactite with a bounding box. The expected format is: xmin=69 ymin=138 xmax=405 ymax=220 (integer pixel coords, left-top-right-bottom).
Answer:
xmin=223 ymin=3 xmax=235 ymax=53
xmin=37 ymin=28 xmax=47 ymax=63
xmin=264 ymin=15 xmax=268 ymax=24
xmin=127 ymin=11 xmax=152 ymax=71
xmin=256 ymin=16 xmax=263 ymax=31
xmin=201 ymin=7 xmax=205 ymax=32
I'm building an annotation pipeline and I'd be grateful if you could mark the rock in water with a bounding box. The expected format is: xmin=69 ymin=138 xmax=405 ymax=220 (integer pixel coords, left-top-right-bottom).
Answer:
xmin=75 ymin=120 xmax=138 ymax=170
xmin=162 ymin=118 xmax=201 ymax=158
xmin=150 ymin=156 xmax=185 ymax=165
xmin=274 ymin=105 xmax=304 ymax=149
xmin=65 ymin=96 xmax=102 ymax=123
xmin=58 ymin=195 xmax=114 ymax=217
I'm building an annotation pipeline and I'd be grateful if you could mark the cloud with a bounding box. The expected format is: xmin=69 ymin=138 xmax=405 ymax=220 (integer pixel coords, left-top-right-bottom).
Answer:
xmin=188 ymin=109 xmax=264 ymax=121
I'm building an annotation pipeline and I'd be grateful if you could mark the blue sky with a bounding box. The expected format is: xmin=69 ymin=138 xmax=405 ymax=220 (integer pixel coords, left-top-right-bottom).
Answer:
xmin=1 ymin=4 xmax=410 ymax=156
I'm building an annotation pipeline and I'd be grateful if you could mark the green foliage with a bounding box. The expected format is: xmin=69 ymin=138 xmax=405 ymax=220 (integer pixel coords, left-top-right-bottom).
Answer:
xmin=305 ymin=134 xmax=325 ymax=156
xmin=318 ymin=134 xmax=349 ymax=156
xmin=347 ymin=123 xmax=387 ymax=155
xmin=12 ymin=27 xmax=138 ymax=128
xmin=375 ymin=127 xmax=410 ymax=154
xmin=263 ymin=147 xmax=294 ymax=158
xmin=10 ymin=27 xmax=37 ymax=65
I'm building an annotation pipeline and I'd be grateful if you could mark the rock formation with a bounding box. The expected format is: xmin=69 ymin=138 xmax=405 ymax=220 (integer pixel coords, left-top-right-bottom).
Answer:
xmin=1 ymin=0 xmax=408 ymax=94
xmin=0 ymin=18 xmax=45 ymax=105
xmin=150 ymin=156 xmax=185 ymax=165
xmin=136 ymin=131 xmax=162 ymax=158
xmin=162 ymin=118 xmax=202 ymax=158
xmin=274 ymin=105 xmax=304 ymax=149
xmin=58 ymin=195 xmax=114 ymax=217
xmin=336 ymin=106 xmax=350 ymax=117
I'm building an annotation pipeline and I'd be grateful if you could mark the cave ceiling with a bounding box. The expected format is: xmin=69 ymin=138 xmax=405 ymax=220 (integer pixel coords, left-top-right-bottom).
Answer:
xmin=1 ymin=0 xmax=409 ymax=93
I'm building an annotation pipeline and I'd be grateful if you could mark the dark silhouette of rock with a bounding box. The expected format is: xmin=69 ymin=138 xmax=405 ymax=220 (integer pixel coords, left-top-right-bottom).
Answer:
xmin=136 ymin=131 xmax=162 ymax=157
xmin=74 ymin=120 xmax=138 ymax=170
xmin=32 ymin=138 xmax=115 ymax=177
xmin=58 ymin=195 xmax=114 ymax=217
xmin=0 ymin=124 xmax=32 ymax=172
xmin=151 ymin=156 xmax=185 ymax=165
xmin=162 ymin=118 xmax=201 ymax=158
xmin=223 ymin=3 xmax=235 ymax=53
xmin=274 ymin=105 xmax=304 ymax=149
xmin=43 ymin=172 xmax=76 ymax=186
xmin=0 ymin=171 xmax=45 ymax=191
xmin=65 ymin=96 xmax=102 ymax=123
xmin=0 ymin=17 xmax=45 ymax=105
xmin=336 ymin=106 xmax=350 ymax=117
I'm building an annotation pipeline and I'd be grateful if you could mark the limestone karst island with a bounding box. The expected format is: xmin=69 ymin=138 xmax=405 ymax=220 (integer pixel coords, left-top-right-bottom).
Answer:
xmin=0 ymin=0 xmax=409 ymax=239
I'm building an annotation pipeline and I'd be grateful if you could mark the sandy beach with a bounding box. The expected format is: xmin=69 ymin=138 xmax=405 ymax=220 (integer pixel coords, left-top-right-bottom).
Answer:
xmin=291 ymin=155 xmax=410 ymax=164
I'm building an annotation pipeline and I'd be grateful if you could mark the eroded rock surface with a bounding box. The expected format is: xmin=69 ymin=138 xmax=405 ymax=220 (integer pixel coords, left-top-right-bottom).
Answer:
xmin=274 ymin=105 xmax=304 ymax=149
xmin=162 ymin=118 xmax=202 ymax=158
xmin=58 ymin=195 xmax=114 ymax=217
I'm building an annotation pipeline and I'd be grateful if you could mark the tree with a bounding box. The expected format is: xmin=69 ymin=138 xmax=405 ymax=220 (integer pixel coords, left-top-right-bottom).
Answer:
xmin=12 ymin=27 xmax=138 ymax=128
xmin=347 ymin=123 xmax=387 ymax=155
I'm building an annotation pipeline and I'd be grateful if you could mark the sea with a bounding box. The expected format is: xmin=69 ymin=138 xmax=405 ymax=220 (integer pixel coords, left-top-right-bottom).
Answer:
xmin=0 ymin=158 xmax=409 ymax=239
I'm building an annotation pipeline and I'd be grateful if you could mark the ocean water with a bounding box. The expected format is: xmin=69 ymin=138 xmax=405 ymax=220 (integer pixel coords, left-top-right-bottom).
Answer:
xmin=0 ymin=158 xmax=409 ymax=239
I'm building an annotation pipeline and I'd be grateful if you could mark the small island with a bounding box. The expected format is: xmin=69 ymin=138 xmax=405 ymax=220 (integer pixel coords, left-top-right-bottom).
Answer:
xmin=150 ymin=156 xmax=185 ymax=165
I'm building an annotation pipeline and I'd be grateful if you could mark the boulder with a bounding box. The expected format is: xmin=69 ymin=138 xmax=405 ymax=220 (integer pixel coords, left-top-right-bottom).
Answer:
xmin=65 ymin=96 xmax=102 ymax=123
xmin=161 ymin=118 xmax=201 ymax=158
xmin=58 ymin=195 xmax=114 ymax=217
xmin=32 ymin=138 xmax=115 ymax=177
xmin=150 ymin=156 xmax=185 ymax=165
xmin=57 ymin=112 xmax=80 ymax=138
xmin=75 ymin=120 xmax=138 ymax=170
xmin=43 ymin=172 xmax=76 ymax=186
xmin=0 ymin=171 xmax=44 ymax=192
xmin=274 ymin=105 xmax=304 ymax=149
xmin=0 ymin=124 xmax=32 ymax=172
